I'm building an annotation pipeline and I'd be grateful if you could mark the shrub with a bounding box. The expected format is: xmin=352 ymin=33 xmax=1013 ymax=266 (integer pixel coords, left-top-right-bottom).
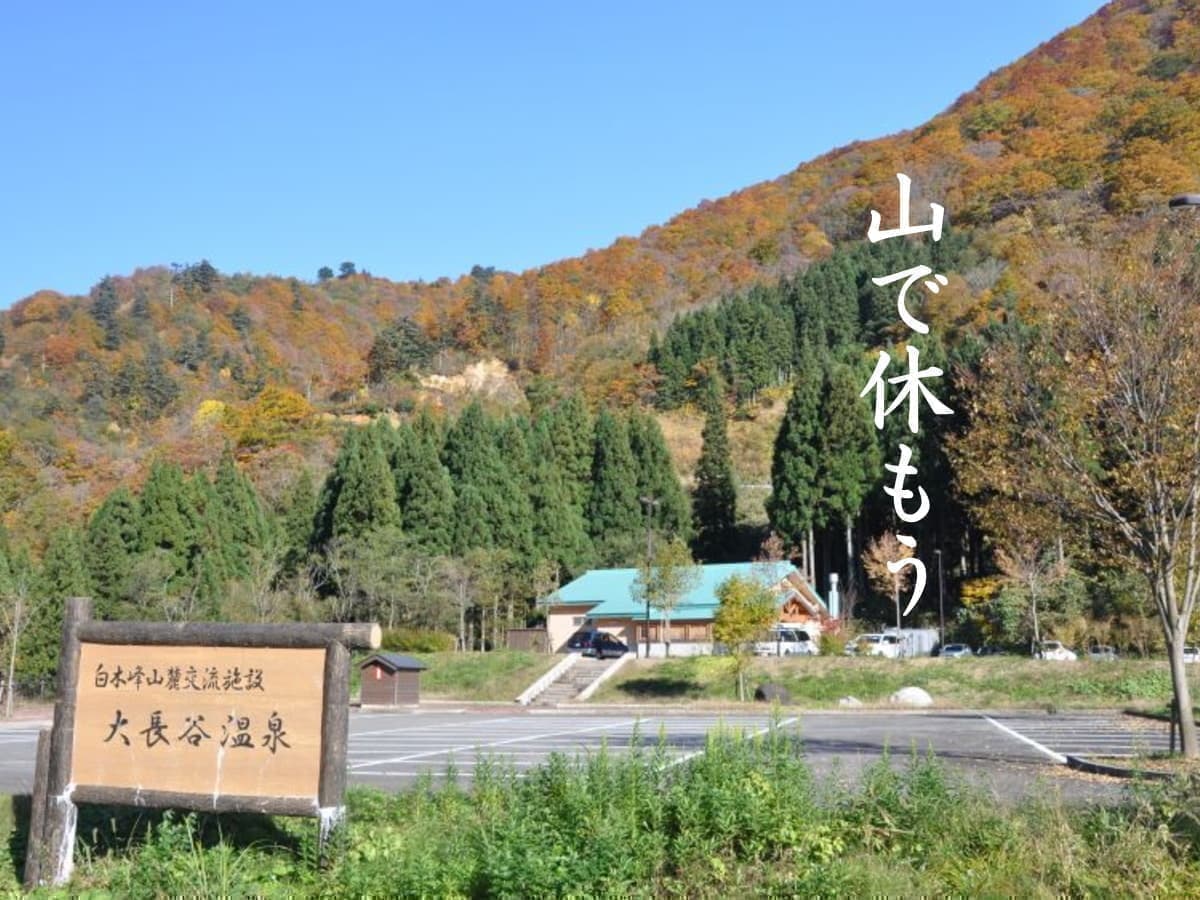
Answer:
xmin=1143 ymin=52 xmax=1192 ymax=81
xmin=381 ymin=628 xmax=456 ymax=653
xmin=49 ymin=724 xmax=1200 ymax=896
xmin=819 ymin=630 xmax=847 ymax=656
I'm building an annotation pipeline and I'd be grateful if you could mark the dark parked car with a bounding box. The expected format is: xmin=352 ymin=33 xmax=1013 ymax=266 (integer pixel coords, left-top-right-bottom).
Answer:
xmin=565 ymin=629 xmax=602 ymax=653
xmin=585 ymin=632 xmax=630 ymax=660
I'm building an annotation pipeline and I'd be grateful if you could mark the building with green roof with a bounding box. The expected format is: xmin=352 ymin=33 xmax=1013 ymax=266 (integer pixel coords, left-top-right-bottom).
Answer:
xmin=543 ymin=561 xmax=830 ymax=655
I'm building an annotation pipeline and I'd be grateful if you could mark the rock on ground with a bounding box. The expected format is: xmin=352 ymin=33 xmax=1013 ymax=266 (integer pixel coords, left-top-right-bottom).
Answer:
xmin=889 ymin=686 xmax=933 ymax=707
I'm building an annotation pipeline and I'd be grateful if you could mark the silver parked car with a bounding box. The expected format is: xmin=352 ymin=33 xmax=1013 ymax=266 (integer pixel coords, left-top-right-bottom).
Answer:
xmin=1037 ymin=640 xmax=1078 ymax=661
xmin=940 ymin=643 xmax=973 ymax=658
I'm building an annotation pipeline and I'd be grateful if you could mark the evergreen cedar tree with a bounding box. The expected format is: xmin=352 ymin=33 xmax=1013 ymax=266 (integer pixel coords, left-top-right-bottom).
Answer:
xmin=692 ymin=379 xmax=737 ymax=562
xmin=89 ymin=276 xmax=121 ymax=351
xmin=768 ymin=344 xmax=822 ymax=550
xmin=5 ymin=397 xmax=697 ymax=681
xmin=585 ymin=410 xmax=645 ymax=566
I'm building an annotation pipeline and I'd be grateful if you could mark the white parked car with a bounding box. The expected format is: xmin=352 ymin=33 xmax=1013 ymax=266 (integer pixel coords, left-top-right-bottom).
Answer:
xmin=755 ymin=626 xmax=818 ymax=657
xmin=1037 ymin=640 xmax=1078 ymax=661
xmin=1183 ymin=646 xmax=1199 ymax=664
xmin=846 ymin=633 xmax=900 ymax=659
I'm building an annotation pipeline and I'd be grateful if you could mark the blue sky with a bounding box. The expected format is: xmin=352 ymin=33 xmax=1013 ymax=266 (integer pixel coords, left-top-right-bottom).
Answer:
xmin=0 ymin=1 xmax=1102 ymax=307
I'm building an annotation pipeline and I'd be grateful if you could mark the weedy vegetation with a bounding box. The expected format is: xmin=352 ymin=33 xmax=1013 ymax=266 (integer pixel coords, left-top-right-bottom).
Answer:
xmin=0 ymin=721 xmax=1197 ymax=896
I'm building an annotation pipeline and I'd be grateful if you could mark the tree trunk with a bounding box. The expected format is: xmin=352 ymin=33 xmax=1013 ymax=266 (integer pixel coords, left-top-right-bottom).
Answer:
xmin=1030 ymin=585 xmax=1041 ymax=654
xmin=893 ymin=580 xmax=901 ymax=655
xmin=664 ymin=613 xmax=671 ymax=658
xmin=1169 ymin=629 xmax=1199 ymax=757
xmin=458 ymin=601 xmax=467 ymax=653
xmin=844 ymin=517 xmax=855 ymax=602
xmin=821 ymin=531 xmax=831 ymax=598
xmin=807 ymin=527 xmax=816 ymax=587
xmin=492 ymin=595 xmax=499 ymax=652
xmin=4 ymin=600 xmax=20 ymax=719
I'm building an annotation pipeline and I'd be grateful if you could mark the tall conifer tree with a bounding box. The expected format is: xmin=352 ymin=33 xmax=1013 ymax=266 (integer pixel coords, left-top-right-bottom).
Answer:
xmin=442 ymin=401 xmax=493 ymax=485
xmin=586 ymin=409 xmax=642 ymax=565
xmin=383 ymin=421 xmax=417 ymax=512
xmin=332 ymin=428 xmax=401 ymax=539
xmin=85 ymin=487 xmax=141 ymax=616
xmin=815 ymin=358 xmax=879 ymax=595
xmin=27 ymin=528 xmax=92 ymax=679
xmin=530 ymin=456 xmax=593 ymax=577
xmin=767 ymin=344 xmax=823 ymax=552
xmin=213 ymin=453 xmax=272 ymax=576
xmin=187 ymin=473 xmax=235 ymax=613
xmin=693 ymin=382 xmax=738 ymax=561
xmin=544 ymin=394 xmax=593 ymax=510
xmin=628 ymin=410 xmax=691 ymax=539
xmin=280 ymin=468 xmax=318 ymax=575
xmin=396 ymin=425 xmax=455 ymax=555
xmin=90 ymin=275 xmax=121 ymax=350
xmin=138 ymin=461 xmax=196 ymax=575
xmin=453 ymin=483 xmax=493 ymax=553
xmin=491 ymin=419 xmax=535 ymax=562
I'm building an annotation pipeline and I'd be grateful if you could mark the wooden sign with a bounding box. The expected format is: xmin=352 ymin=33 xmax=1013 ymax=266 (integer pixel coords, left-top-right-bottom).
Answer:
xmin=24 ymin=599 xmax=380 ymax=889
xmin=72 ymin=644 xmax=325 ymax=802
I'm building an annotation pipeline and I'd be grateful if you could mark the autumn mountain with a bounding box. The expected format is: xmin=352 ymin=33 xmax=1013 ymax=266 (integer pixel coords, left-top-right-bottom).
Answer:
xmin=0 ymin=0 xmax=1197 ymax=544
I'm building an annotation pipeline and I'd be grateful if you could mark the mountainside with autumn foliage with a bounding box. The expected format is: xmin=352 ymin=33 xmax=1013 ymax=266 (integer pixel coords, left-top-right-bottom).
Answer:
xmin=0 ymin=0 xmax=1197 ymax=545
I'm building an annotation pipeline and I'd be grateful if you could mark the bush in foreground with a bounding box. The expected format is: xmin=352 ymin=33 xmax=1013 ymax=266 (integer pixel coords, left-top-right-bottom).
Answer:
xmin=27 ymin=725 xmax=1200 ymax=897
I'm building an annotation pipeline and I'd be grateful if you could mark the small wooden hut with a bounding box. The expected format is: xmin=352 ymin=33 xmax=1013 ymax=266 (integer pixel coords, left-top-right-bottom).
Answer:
xmin=359 ymin=652 xmax=427 ymax=706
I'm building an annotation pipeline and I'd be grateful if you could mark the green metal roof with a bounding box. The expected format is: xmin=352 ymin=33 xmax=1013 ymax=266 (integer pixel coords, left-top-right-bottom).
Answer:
xmin=550 ymin=561 xmax=807 ymax=622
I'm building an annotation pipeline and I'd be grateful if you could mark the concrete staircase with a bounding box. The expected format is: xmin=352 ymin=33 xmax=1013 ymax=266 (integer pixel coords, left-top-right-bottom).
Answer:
xmin=531 ymin=657 xmax=616 ymax=706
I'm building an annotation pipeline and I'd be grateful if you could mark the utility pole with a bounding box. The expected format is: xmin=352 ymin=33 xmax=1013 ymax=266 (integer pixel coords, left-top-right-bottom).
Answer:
xmin=934 ymin=548 xmax=945 ymax=650
xmin=639 ymin=495 xmax=659 ymax=659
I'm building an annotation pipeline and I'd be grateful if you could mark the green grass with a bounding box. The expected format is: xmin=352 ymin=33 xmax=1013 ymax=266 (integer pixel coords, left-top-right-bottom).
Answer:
xmin=349 ymin=649 xmax=559 ymax=703
xmin=10 ymin=725 xmax=1200 ymax=896
xmin=409 ymin=649 xmax=560 ymax=702
xmin=595 ymin=655 xmax=1197 ymax=709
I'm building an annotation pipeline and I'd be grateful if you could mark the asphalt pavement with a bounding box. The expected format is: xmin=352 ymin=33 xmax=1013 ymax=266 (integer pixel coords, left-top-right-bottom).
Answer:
xmin=0 ymin=706 xmax=1166 ymax=804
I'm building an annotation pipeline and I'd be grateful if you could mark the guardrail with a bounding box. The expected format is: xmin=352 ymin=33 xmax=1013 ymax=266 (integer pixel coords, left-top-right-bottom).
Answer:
xmin=515 ymin=653 xmax=580 ymax=705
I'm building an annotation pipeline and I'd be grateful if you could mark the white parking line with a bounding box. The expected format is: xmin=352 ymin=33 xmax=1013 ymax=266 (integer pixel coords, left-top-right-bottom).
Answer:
xmin=349 ymin=718 xmax=638 ymax=770
xmin=351 ymin=716 xmax=526 ymax=738
xmin=357 ymin=769 xmax=481 ymax=779
xmin=981 ymin=714 xmax=1068 ymax=763
xmin=664 ymin=716 xmax=798 ymax=769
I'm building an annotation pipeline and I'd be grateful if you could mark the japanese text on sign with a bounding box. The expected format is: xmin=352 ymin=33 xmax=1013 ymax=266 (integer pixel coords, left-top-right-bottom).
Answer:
xmin=93 ymin=663 xmax=266 ymax=692
xmin=71 ymin=643 xmax=324 ymax=801
xmin=860 ymin=173 xmax=953 ymax=617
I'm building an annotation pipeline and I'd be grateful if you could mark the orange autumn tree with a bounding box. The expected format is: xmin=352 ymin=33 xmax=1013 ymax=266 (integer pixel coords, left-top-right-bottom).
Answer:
xmin=957 ymin=218 xmax=1200 ymax=757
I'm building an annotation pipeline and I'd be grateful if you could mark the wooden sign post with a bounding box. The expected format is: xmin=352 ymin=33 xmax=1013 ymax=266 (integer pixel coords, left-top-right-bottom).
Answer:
xmin=23 ymin=598 xmax=380 ymax=889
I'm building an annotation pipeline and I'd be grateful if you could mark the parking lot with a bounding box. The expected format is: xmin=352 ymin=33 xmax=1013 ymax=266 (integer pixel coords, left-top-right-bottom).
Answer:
xmin=0 ymin=707 xmax=1172 ymax=802
xmin=348 ymin=710 xmax=785 ymax=786
xmin=983 ymin=711 xmax=1172 ymax=761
